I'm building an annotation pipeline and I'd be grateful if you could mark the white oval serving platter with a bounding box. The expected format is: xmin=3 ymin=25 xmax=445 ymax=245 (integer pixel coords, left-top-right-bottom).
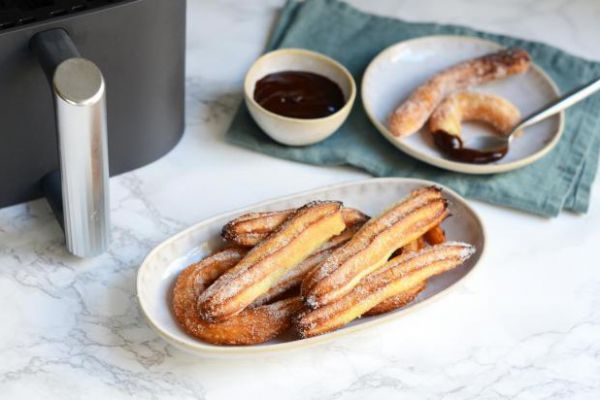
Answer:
xmin=362 ymin=35 xmax=564 ymax=174
xmin=137 ymin=178 xmax=486 ymax=358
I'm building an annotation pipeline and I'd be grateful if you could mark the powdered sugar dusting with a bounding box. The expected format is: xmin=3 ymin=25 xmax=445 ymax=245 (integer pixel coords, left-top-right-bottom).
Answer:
xmin=389 ymin=48 xmax=531 ymax=136
xmin=306 ymin=187 xmax=448 ymax=305
xmin=372 ymin=241 xmax=475 ymax=282
xmin=298 ymin=240 xmax=476 ymax=336
xmin=199 ymin=201 xmax=343 ymax=319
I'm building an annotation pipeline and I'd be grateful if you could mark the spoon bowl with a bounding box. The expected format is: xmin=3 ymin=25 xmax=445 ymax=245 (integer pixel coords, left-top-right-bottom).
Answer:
xmin=465 ymin=75 xmax=600 ymax=158
xmin=464 ymin=132 xmax=513 ymax=154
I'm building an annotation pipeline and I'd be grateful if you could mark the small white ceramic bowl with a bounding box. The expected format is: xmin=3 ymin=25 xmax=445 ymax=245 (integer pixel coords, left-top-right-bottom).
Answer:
xmin=244 ymin=48 xmax=356 ymax=146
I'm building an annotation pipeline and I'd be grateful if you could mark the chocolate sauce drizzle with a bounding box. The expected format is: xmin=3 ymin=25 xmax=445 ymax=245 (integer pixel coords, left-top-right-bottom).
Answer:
xmin=432 ymin=131 xmax=507 ymax=164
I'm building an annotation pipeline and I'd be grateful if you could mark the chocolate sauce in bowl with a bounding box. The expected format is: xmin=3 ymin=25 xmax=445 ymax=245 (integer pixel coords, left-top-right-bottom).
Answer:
xmin=253 ymin=71 xmax=345 ymax=119
xmin=432 ymin=130 xmax=508 ymax=164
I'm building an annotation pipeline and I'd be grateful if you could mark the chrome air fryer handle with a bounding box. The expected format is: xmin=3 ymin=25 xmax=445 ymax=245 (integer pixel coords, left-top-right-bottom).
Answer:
xmin=31 ymin=29 xmax=110 ymax=257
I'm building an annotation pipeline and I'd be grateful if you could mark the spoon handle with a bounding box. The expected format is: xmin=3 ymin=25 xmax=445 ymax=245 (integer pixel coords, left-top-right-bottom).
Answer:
xmin=515 ymin=75 xmax=600 ymax=131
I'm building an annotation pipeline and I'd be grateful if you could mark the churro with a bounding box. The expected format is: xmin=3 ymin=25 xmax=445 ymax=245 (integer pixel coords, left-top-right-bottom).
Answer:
xmin=389 ymin=48 xmax=530 ymax=137
xmin=302 ymin=187 xmax=448 ymax=308
xmin=297 ymin=242 xmax=475 ymax=337
xmin=198 ymin=201 xmax=346 ymax=322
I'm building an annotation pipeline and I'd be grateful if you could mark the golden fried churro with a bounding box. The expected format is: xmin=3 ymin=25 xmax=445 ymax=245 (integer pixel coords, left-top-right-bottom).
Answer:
xmin=251 ymin=223 xmax=363 ymax=307
xmin=424 ymin=225 xmax=446 ymax=246
xmin=302 ymin=187 xmax=448 ymax=308
xmin=363 ymin=281 xmax=426 ymax=316
xmin=378 ymin=225 xmax=441 ymax=311
xmin=402 ymin=236 xmax=427 ymax=253
xmin=382 ymin=224 xmax=445 ymax=311
xmin=221 ymin=209 xmax=292 ymax=247
xmin=389 ymin=48 xmax=530 ymax=137
xmin=429 ymin=91 xmax=521 ymax=138
xmin=172 ymin=248 xmax=303 ymax=345
xmin=222 ymin=207 xmax=368 ymax=247
xmin=374 ymin=224 xmax=445 ymax=314
xmin=297 ymin=242 xmax=475 ymax=337
xmin=198 ymin=201 xmax=346 ymax=322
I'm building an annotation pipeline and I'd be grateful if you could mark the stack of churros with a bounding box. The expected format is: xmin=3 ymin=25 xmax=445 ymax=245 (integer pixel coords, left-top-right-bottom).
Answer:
xmin=171 ymin=187 xmax=475 ymax=345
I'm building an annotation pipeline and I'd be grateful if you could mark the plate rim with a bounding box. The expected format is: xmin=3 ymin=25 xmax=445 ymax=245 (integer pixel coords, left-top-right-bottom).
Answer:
xmin=136 ymin=177 xmax=487 ymax=357
xmin=361 ymin=35 xmax=565 ymax=174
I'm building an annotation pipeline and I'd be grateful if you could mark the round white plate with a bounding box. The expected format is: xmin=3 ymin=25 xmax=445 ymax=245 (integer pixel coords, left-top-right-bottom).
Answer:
xmin=137 ymin=178 xmax=486 ymax=358
xmin=362 ymin=36 xmax=564 ymax=174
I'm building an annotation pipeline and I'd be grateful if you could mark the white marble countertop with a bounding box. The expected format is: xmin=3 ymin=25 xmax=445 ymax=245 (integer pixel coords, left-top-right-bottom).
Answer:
xmin=2 ymin=1 xmax=600 ymax=399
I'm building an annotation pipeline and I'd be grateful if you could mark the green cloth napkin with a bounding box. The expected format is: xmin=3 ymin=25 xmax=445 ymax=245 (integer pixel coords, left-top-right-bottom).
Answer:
xmin=226 ymin=0 xmax=600 ymax=217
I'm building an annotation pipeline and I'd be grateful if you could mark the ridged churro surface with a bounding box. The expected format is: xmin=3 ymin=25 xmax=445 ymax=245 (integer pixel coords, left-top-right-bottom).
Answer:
xmin=172 ymin=248 xmax=303 ymax=345
xmin=363 ymin=281 xmax=426 ymax=316
xmin=199 ymin=201 xmax=346 ymax=322
xmin=297 ymin=242 xmax=475 ymax=337
xmin=251 ymin=222 xmax=364 ymax=307
xmin=222 ymin=207 xmax=368 ymax=247
xmin=429 ymin=91 xmax=521 ymax=138
xmin=302 ymin=187 xmax=448 ymax=308
xmin=389 ymin=48 xmax=530 ymax=137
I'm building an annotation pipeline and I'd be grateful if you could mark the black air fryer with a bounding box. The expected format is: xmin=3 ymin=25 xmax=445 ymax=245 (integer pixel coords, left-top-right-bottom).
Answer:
xmin=0 ymin=0 xmax=186 ymax=256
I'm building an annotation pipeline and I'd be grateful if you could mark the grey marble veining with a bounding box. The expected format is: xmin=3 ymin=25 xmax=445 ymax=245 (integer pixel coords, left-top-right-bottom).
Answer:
xmin=1 ymin=1 xmax=600 ymax=399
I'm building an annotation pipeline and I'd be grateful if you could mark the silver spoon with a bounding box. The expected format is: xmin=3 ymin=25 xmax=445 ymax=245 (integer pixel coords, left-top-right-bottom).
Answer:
xmin=467 ymin=75 xmax=600 ymax=155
